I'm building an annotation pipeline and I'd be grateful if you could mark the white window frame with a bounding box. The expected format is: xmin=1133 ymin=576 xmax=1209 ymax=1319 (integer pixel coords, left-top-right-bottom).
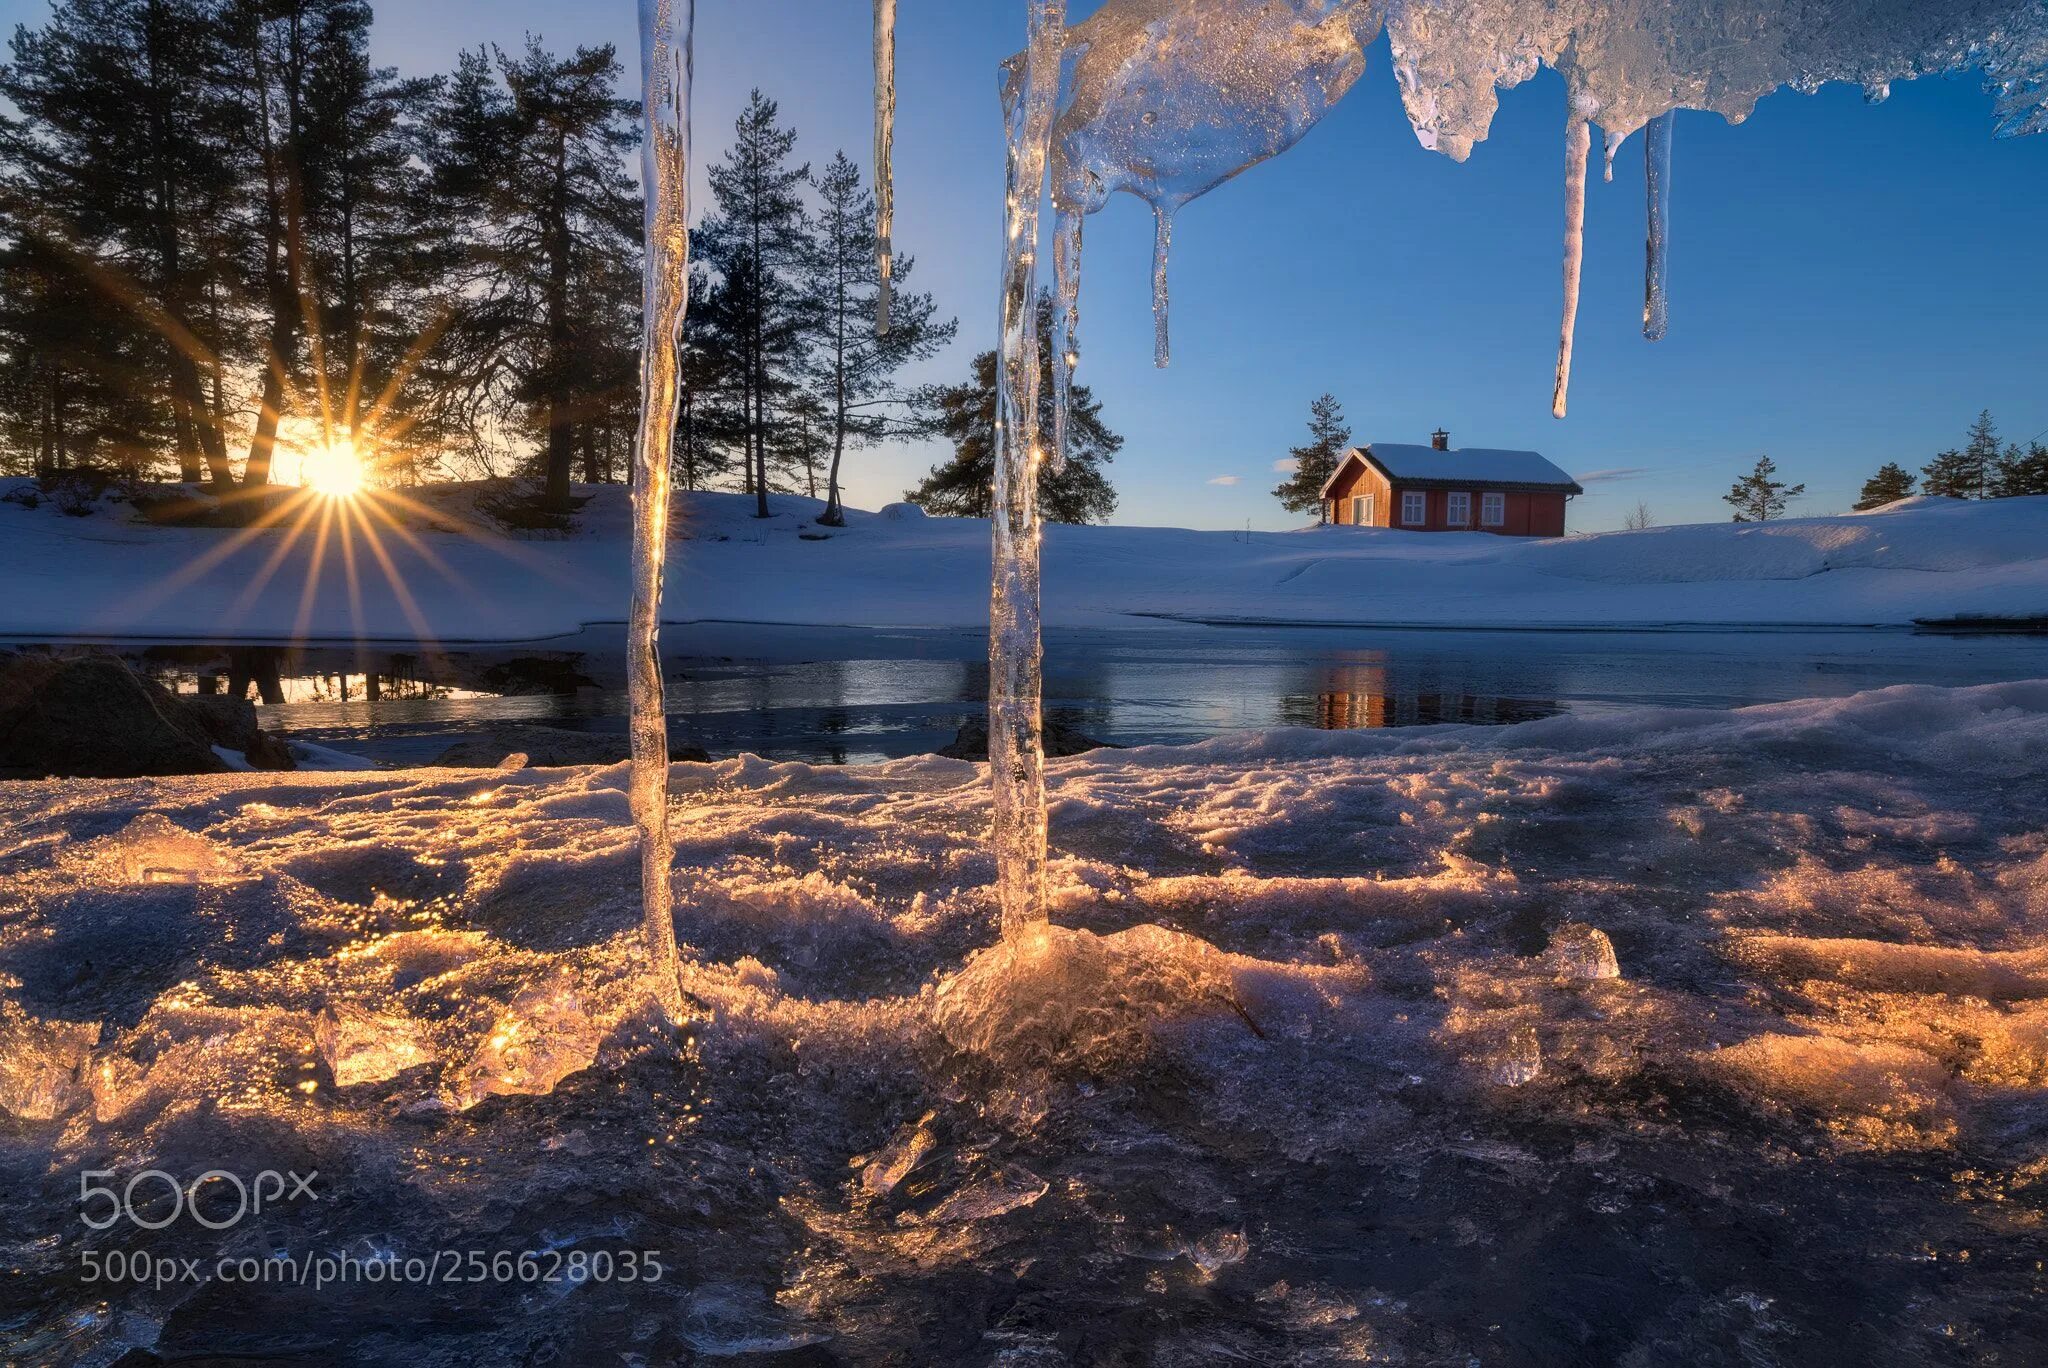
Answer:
xmin=1446 ymin=491 xmax=1471 ymax=526
xmin=1350 ymin=495 xmax=1366 ymax=525
xmin=1481 ymin=491 xmax=1506 ymax=527
xmin=1363 ymin=493 xmax=1375 ymax=526
xmin=1401 ymin=490 xmax=1427 ymax=526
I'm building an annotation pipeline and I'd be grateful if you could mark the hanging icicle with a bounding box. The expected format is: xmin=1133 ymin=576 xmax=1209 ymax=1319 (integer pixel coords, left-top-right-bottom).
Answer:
xmin=989 ymin=0 xmax=1068 ymax=939
xmin=1151 ymin=206 xmax=1173 ymax=369
xmin=1051 ymin=205 xmax=1083 ymax=472
xmin=874 ymin=0 xmax=898 ymax=334
xmin=1643 ymin=111 xmax=1674 ymax=342
xmin=1553 ymin=97 xmax=1592 ymax=420
xmin=630 ymin=0 xmax=694 ymax=1021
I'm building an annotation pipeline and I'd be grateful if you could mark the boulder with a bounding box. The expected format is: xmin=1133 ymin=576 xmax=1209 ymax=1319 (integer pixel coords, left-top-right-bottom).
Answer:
xmin=0 ymin=655 xmax=296 ymax=779
xmin=431 ymin=726 xmax=709 ymax=769
xmin=937 ymin=716 xmax=1118 ymax=762
xmin=1 ymin=656 xmax=224 ymax=779
xmin=183 ymin=694 xmax=294 ymax=770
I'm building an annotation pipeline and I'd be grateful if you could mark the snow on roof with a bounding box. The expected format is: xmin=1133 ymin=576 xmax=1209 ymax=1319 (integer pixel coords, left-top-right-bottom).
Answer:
xmin=1319 ymin=444 xmax=1584 ymax=497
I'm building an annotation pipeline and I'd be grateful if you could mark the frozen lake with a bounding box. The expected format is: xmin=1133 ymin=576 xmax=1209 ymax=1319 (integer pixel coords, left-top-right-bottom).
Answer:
xmin=22 ymin=622 xmax=2048 ymax=766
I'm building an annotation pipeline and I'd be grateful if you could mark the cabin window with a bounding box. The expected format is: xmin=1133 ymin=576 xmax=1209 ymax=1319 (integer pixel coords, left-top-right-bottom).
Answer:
xmin=1351 ymin=495 xmax=1366 ymax=525
xmin=1446 ymin=492 xmax=1471 ymax=526
xmin=1401 ymin=491 xmax=1426 ymax=526
xmin=1481 ymin=492 xmax=1505 ymax=527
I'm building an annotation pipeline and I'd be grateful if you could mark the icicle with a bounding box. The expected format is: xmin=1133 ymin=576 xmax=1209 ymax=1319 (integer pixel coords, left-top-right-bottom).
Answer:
xmin=630 ymin=0 xmax=693 ymax=1020
xmin=1553 ymin=100 xmax=1591 ymax=420
xmin=1051 ymin=205 xmax=1083 ymax=473
xmin=874 ymin=0 xmax=897 ymax=334
xmin=1643 ymin=111 xmax=1674 ymax=342
xmin=1151 ymin=205 xmax=1172 ymax=369
xmin=990 ymin=0 xmax=1067 ymax=938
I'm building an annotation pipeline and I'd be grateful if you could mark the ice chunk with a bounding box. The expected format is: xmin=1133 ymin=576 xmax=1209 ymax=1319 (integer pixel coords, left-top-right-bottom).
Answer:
xmin=933 ymin=922 xmax=1241 ymax=1074
xmin=86 ymin=813 xmax=251 ymax=885
xmin=925 ymin=1164 xmax=1049 ymax=1223
xmin=1487 ymin=1025 xmax=1543 ymax=1087
xmin=316 ymin=1002 xmax=436 ymax=1087
xmin=860 ymin=1110 xmax=941 ymax=1197
xmin=1545 ymin=923 xmax=1621 ymax=980
xmin=0 ymin=1007 xmax=99 ymax=1120
xmin=454 ymin=981 xmax=604 ymax=1109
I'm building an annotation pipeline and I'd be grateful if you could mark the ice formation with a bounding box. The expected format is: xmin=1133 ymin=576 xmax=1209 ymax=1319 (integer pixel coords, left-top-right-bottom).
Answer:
xmin=874 ymin=0 xmax=898 ymax=332
xmin=976 ymin=0 xmax=2046 ymax=924
xmin=1545 ymin=922 xmax=1622 ymax=981
xmin=1017 ymin=0 xmax=2046 ymax=428
xmin=988 ymin=0 xmax=1069 ymax=935
xmin=631 ymin=0 xmax=693 ymax=1018
xmin=315 ymin=1002 xmax=436 ymax=1086
xmin=4 ymin=683 xmax=2048 ymax=1357
xmin=1642 ymin=111 xmax=1675 ymax=341
xmin=454 ymin=980 xmax=606 ymax=1109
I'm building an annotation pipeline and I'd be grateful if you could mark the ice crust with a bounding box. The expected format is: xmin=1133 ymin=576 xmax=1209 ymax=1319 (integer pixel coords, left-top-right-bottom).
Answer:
xmin=4 ymin=682 xmax=2048 ymax=1360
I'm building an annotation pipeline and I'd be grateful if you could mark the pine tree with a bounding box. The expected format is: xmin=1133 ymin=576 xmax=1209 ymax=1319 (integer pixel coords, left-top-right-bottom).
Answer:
xmin=1992 ymin=440 xmax=2048 ymax=498
xmin=907 ymin=292 xmax=1119 ymax=525
xmin=695 ymin=91 xmax=811 ymax=518
xmin=1723 ymin=455 xmax=1804 ymax=522
xmin=1271 ymin=393 xmax=1350 ymax=518
xmin=1854 ymin=461 xmax=1917 ymax=510
xmin=0 ymin=0 xmax=243 ymax=484
xmin=1924 ymin=410 xmax=2001 ymax=499
xmin=424 ymin=40 xmax=640 ymax=509
xmin=802 ymin=151 xmax=954 ymax=525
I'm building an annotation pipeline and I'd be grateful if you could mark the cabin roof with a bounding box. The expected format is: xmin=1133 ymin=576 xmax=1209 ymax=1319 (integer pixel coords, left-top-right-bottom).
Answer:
xmin=1320 ymin=444 xmax=1585 ymax=498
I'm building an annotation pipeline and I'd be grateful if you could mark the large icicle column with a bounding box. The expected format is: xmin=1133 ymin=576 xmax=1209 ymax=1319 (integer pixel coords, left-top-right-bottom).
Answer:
xmin=875 ymin=0 xmax=898 ymax=333
xmin=989 ymin=0 xmax=1068 ymax=938
xmin=1643 ymin=111 xmax=1674 ymax=341
xmin=630 ymin=0 xmax=693 ymax=1019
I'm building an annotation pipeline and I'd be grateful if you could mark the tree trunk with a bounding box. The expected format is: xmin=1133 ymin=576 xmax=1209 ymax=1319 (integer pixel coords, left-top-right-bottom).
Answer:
xmin=541 ymin=134 xmax=576 ymax=510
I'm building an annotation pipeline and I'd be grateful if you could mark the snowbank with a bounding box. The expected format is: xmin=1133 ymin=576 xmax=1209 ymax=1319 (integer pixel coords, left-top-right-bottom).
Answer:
xmin=3 ymin=478 xmax=2043 ymax=642
xmin=3 ymin=680 xmax=2047 ymax=1360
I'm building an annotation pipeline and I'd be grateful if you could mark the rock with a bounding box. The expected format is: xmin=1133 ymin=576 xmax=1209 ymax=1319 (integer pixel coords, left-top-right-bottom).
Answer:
xmin=937 ymin=716 xmax=1118 ymax=762
xmin=182 ymin=694 xmax=295 ymax=770
xmin=0 ymin=655 xmax=295 ymax=779
xmin=0 ymin=656 xmax=225 ymax=779
xmin=430 ymin=726 xmax=710 ymax=769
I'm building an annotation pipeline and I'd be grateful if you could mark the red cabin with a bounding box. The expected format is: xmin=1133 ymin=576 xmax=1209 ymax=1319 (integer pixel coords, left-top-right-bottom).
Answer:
xmin=1320 ymin=432 xmax=1582 ymax=537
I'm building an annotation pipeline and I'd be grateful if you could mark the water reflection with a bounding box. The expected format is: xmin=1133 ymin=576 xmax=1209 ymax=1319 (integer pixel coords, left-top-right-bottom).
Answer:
xmin=5 ymin=624 xmax=2044 ymax=767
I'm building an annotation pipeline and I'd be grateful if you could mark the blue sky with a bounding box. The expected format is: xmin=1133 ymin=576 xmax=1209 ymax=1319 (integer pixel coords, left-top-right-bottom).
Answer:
xmin=12 ymin=0 xmax=2048 ymax=530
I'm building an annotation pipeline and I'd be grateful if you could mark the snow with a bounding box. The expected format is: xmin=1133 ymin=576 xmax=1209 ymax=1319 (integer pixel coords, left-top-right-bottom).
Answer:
xmin=1342 ymin=442 xmax=1583 ymax=490
xmin=3 ymin=479 xmax=2043 ymax=641
xmin=4 ymin=678 xmax=2048 ymax=1358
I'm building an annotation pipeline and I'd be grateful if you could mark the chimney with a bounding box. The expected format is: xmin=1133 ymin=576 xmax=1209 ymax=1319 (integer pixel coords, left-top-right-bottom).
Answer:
xmin=1431 ymin=428 xmax=1450 ymax=452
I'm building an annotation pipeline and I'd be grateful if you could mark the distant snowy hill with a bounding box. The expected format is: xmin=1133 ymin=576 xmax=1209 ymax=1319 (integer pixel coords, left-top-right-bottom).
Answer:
xmin=2 ymin=479 xmax=2043 ymax=642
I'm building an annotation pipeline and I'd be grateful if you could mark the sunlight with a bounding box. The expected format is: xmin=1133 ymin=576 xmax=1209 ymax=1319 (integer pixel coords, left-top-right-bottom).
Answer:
xmin=301 ymin=438 xmax=365 ymax=499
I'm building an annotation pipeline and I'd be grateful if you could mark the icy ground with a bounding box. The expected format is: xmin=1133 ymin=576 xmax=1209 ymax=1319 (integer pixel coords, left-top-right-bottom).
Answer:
xmin=2 ymin=681 xmax=2047 ymax=1362
xmin=3 ymin=481 xmax=2044 ymax=642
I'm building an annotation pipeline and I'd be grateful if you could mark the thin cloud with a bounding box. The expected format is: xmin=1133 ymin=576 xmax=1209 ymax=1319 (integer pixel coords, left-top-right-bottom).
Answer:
xmin=1208 ymin=475 xmax=1242 ymax=486
xmin=1271 ymin=459 xmax=1298 ymax=474
xmin=1576 ymin=466 xmax=1653 ymax=485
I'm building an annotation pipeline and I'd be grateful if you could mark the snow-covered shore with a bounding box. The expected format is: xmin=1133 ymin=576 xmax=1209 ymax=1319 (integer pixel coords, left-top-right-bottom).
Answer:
xmin=4 ymin=680 xmax=2048 ymax=1360
xmin=3 ymin=479 xmax=2043 ymax=643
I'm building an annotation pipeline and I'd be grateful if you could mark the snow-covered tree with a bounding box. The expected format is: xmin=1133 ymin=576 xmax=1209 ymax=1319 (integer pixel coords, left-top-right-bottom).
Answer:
xmin=1723 ymin=455 xmax=1804 ymax=522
